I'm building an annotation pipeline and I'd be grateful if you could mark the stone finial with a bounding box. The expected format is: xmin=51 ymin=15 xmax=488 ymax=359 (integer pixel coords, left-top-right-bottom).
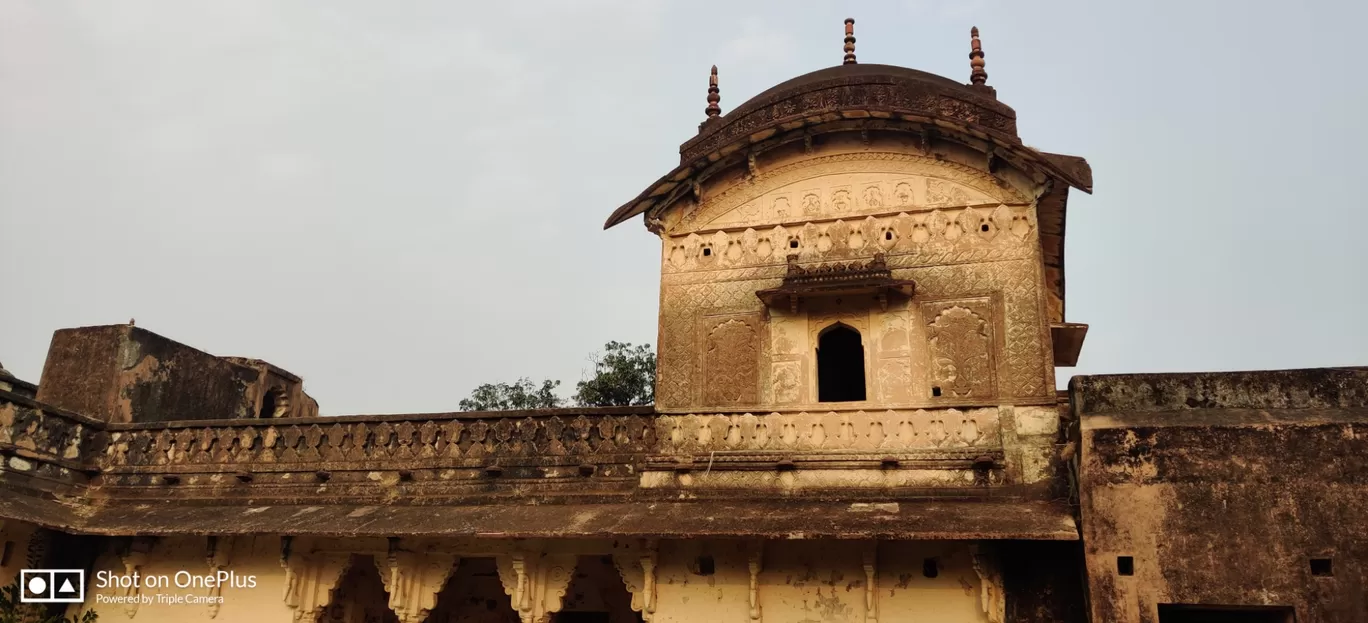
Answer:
xmin=705 ymin=65 xmax=721 ymax=118
xmin=843 ymin=18 xmax=857 ymax=65
xmin=969 ymin=26 xmax=987 ymax=86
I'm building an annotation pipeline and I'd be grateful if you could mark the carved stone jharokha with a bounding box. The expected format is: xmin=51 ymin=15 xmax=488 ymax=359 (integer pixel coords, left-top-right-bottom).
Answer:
xmin=496 ymin=550 xmax=577 ymax=623
xmin=757 ymin=253 xmax=916 ymax=314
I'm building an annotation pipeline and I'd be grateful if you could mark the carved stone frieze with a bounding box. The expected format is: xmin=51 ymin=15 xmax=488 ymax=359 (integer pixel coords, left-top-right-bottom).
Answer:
xmin=666 ymin=152 xmax=1027 ymax=235
xmin=662 ymin=204 xmax=1036 ymax=274
xmin=654 ymin=408 xmax=1000 ymax=454
xmin=99 ymin=411 xmax=658 ymax=470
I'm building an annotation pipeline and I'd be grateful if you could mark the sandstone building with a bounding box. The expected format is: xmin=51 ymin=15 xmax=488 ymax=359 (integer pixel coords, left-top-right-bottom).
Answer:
xmin=1 ymin=21 xmax=1363 ymax=623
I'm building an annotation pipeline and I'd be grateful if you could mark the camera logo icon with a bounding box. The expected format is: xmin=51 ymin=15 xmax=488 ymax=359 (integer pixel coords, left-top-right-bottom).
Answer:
xmin=20 ymin=570 xmax=85 ymax=603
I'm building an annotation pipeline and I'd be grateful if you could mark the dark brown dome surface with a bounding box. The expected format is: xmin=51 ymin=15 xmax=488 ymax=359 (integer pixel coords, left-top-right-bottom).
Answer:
xmin=680 ymin=63 xmax=1018 ymax=163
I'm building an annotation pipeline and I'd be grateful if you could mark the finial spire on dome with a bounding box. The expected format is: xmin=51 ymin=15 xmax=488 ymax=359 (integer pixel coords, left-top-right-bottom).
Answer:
xmin=843 ymin=18 xmax=857 ymax=65
xmin=705 ymin=65 xmax=721 ymax=118
xmin=969 ymin=26 xmax=988 ymax=86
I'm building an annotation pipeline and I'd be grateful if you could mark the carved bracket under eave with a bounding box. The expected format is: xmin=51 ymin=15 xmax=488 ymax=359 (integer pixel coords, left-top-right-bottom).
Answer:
xmin=375 ymin=543 xmax=459 ymax=623
xmin=861 ymin=542 xmax=878 ymax=623
xmin=613 ymin=539 xmax=660 ymax=621
xmin=117 ymin=536 xmax=156 ymax=619
xmin=970 ymin=543 xmax=1006 ymax=623
xmin=281 ymin=547 xmax=353 ymax=623
xmin=747 ymin=540 xmax=764 ymax=622
xmin=205 ymin=536 xmax=231 ymax=619
xmin=496 ymin=549 xmax=578 ymax=623
xmin=1051 ymin=323 xmax=1088 ymax=367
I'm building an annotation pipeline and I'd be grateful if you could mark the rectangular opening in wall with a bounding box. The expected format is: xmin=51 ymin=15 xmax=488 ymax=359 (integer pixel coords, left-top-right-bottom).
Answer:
xmin=1157 ymin=604 xmax=1295 ymax=623
xmin=1310 ymin=557 xmax=1332 ymax=576
xmin=1116 ymin=555 xmax=1134 ymax=576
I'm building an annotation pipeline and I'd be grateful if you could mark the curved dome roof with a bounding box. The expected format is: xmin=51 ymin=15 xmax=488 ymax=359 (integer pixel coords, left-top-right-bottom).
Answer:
xmin=677 ymin=62 xmax=1018 ymax=164
xmin=605 ymin=60 xmax=1091 ymax=230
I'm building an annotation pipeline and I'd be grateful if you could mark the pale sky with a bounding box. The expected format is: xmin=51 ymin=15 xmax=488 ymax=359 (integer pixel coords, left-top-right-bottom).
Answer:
xmin=2 ymin=1 xmax=1365 ymax=415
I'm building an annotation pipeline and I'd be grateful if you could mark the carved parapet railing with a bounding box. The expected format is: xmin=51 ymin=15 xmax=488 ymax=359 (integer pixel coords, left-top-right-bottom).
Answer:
xmin=92 ymin=407 xmax=658 ymax=500
xmin=643 ymin=408 xmax=1009 ymax=493
xmin=0 ymin=388 xmax=104 ymax=492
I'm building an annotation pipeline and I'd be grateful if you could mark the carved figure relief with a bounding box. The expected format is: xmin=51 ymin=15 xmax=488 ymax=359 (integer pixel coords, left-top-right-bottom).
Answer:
xmin=926 ymin=178 xmax=972 ymax=207
xmin=772 ymin=196 xmax=791 ymax=220
xmin=926 ymin=304 xmax=994 ymax=398
xmin=830 ymin=187 xmax=853 ymax=212
xmin=893 ymin=182 xmax=914 ymax=206
xmin=772 ymin=362 xmax=803 ymax=404
xmin=875 ymin=359 xmax=913 ymax=403
xmin=677 ymin=152 xmax=1025 ymax=233
xmin=703 ymin=317 xmax=760 ymax=405
xmin=863 ymin=185 xmax=884 ymax=209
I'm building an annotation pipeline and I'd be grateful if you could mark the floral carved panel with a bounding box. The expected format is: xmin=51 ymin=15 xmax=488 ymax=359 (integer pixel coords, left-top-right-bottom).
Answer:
xmin=700 ymin=314 xmax=762 ymax=406
xmin=924 ymin=298 xmax=996 ymax=399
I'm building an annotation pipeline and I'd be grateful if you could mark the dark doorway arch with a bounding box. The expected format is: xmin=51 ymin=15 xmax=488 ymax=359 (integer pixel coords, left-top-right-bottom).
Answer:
xmin=817 ymin=324 xmax=866 ymax=402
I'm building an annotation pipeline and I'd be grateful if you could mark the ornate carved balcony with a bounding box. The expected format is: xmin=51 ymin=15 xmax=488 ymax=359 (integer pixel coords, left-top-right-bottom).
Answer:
xmin=756 ymin=253 xmax=916 ymax=314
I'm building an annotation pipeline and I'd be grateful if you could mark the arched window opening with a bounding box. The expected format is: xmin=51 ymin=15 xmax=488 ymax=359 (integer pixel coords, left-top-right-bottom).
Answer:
xmin=259 ymin=387 xmax=288 ymax=418
xmin=817 ymin=324 xmax=866 ymax=402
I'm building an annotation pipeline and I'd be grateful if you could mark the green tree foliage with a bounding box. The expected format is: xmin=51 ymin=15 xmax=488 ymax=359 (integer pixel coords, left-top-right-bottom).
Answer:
xmin=574 ymin=342 xmax=656 ymax=407
xmin=457 ymin=378 xmax=562 ymax=411
xmin=0 ymin=579 xmax=97 ymax=623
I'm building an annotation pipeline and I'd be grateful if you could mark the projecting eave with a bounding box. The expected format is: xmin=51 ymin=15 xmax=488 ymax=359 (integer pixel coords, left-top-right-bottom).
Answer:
xmin=604 ymin=121 xmax=1091 ymax=230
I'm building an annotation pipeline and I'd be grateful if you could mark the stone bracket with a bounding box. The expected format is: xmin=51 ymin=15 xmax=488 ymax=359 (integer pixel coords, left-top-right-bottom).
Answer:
xmin=612 ymin=539 xmax=659 ymax=621
xmin=118 ymin=536 xmax=156 ymax=619
xmin=376 ymin=542 xmax=459 ymax=623
xmin=862 ymin=541 xmax=878 ymax=623
xmin=497 ymin=549 xmax=577 ymax=623
xmin=281 ymin=542 xmax=352 ymax=623
xmin=747 ymin=539 xmax=763 ymax=621
xmin=205 ymin=536 xmax=231 ymax=619
xmin=970 ymin=543 xmax=1005 ymax=623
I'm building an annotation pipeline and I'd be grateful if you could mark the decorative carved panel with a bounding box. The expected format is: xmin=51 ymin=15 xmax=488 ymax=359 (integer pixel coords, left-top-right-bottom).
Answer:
xmin=701 ymin=315 xmax=761 ymax=405
xmin=666 ymin=152 xmax=1026 ymax=235
xmin=924 ymin=299 xmax=996 ymax=399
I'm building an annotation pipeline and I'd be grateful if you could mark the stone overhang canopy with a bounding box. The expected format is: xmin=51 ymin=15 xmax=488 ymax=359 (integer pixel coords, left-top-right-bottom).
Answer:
xmin=604 ymin=63 xmax=1093 ymax=231
xmin=756 ymin=253 xmax=915 ymax=314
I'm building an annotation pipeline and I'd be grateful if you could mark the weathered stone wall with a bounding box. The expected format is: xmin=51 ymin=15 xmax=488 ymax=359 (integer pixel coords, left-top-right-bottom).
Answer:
xmin=1074 ymin=368 xmax=1368 ymax=623
xmin=654 ymin=133 xmax=1055 ymax=415
xmin=34 ymin=325 xmax=318 ymax=424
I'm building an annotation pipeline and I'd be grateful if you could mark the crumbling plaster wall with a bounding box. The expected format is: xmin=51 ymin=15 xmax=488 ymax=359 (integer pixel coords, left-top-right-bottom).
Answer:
xmin=1075 ymin=368 xmax=1368 ymax=623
